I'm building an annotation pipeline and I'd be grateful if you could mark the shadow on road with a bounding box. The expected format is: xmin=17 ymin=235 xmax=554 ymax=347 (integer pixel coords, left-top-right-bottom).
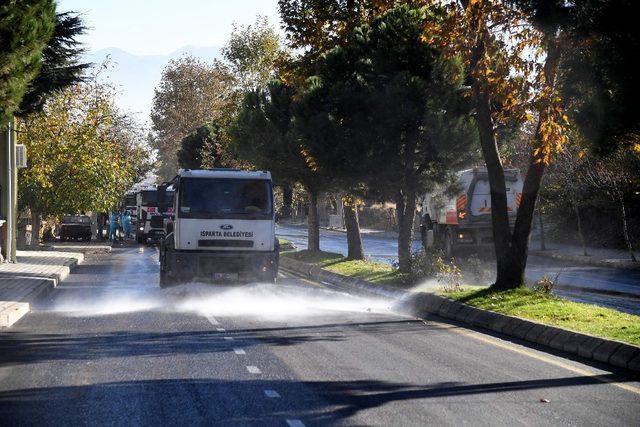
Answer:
xmin=0 ymin=375 xmax=632 ymax=425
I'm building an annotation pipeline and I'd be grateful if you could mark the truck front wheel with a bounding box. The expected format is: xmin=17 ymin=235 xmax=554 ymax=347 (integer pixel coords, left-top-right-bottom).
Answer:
xmin=444 ymin=229 xmax=454 ymax=259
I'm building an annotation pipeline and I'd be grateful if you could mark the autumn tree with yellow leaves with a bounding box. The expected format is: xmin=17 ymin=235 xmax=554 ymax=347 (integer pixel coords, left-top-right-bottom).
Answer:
xmin=18 ymin=76 xmax=153 ymax=246
xmin=417 ymin=0 xmax=572 ymax=288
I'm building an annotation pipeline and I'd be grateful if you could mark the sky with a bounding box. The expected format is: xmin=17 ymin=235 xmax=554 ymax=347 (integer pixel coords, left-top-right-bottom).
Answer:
xmin=57 ymin=0 xmax=282 ymax=55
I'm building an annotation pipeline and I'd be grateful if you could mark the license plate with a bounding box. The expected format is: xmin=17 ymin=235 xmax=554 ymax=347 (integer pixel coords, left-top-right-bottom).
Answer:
xmin=212 ymin=273 xmax=238 ymax=281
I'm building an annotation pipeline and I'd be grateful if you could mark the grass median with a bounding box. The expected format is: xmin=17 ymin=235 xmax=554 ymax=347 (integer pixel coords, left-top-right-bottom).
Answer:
xmin=445 ymin=287 xmax=640 ymax=346
xmin=282 ymin=249 xmax=640 ymax=346
xmin=282 ymin=250 xmax=406 ymax=286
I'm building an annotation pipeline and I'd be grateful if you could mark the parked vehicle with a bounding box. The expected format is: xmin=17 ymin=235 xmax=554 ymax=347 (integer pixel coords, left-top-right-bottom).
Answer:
xmin=157 ymin=168 xmax=278 ymax=286
xmin=59 ymin=215 xmax=92 ymax=242
xmin=420 ymin=167 xmax=523 ymax=257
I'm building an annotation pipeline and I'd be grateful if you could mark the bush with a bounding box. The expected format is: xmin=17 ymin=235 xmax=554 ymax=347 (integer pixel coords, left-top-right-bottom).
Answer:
xmin=533 ymin=273 xmax=560 ymax=294
xmin=406 ymin=248 xmax=463 ymax=291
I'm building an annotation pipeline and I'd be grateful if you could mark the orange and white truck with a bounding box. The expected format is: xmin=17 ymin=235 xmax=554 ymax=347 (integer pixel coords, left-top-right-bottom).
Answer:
xmin=420 ymin=167 xmax=523 ymax=257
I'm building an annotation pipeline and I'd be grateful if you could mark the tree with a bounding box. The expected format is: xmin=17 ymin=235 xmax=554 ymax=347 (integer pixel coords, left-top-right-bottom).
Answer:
xmin=18 ymin=79 xmax=153 ymax=246
xmin=296 ymin=5 xmax=478 ymax=271
xmin=423 ymin=0 xmax=572 ymax=288
xmin=17 ymin=11 xmax=90 ymax=116
xmin=150 ymin=56 xmax=230 ymax=180
xmin=177 ymin=122 xmax=232 ymax=170
xmin=583 ymin=147 xmax=640 ymax=262
xmin=231 ymin=80 xmax=328 ymax=251
xmin=0 ymin=0 xmax=56 ymax=124
xmin=278 ymin=0 xmax=411 ymax=72
xmin=557 ymin=0 xmax=639 ymax=154
xmin=222 ymin=16 xmax=282 ymax=93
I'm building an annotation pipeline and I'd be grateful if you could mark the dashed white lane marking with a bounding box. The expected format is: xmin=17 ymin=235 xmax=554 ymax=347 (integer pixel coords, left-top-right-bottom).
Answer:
xmin=223 ymin=336 xmax=234 ymax=341
xmin=264 ymin=389 xmax=281 ymax=398
xmin=246 ymin=366 xmax=261 ymax=374
xmin=286 ymin=420 xmax=305 ymax=427
xmin=216 ymin=328 xmax=225 ymax=332
xmin=206 ymin=316 xmax=219 ymax=325
xmin=233 ymin=348 xmax=246 ymax=355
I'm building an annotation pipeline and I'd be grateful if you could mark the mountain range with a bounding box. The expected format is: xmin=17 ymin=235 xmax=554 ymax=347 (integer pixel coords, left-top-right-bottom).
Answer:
xmin=85 ymin=46 xmax=223 ymax=123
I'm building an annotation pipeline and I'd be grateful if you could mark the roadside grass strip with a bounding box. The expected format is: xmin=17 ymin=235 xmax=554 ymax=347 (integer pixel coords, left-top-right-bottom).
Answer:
xmin=445 ymin=287 xmax=640 ymax=346
xmin=282 ymin=250 xmax=406 ymax=285
xmin=284 ymin=249 xmax=640 ymax=348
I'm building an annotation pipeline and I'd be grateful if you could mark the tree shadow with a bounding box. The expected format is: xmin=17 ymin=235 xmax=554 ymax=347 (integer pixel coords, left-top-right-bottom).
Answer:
xmin=0 ymin=375 xmax=634 ymax=425
xmin=0 ymin=320 xmax=420 ymax=366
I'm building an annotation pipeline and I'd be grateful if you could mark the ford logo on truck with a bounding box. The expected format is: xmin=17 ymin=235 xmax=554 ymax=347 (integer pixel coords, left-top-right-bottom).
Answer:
xmin=220 ymin=224 xmax=233 ymax=230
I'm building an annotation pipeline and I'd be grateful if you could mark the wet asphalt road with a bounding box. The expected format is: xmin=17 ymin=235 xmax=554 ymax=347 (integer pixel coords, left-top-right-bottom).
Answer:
xmin=0 ymin=246 xmax=639 ymax=426
xmin=276 ymin=224 xmax=640 ymax=314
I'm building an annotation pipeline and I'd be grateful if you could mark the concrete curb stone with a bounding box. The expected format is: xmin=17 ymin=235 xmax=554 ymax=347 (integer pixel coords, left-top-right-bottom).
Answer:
xmin=454 ymin=305 xmax=474 ymax=323
xmin=548 ymin=330 xmax=575 ymax=351
xmin=628 ymin=353 xmax=640 ymax=372
xmin=524 ymin=324 xmax=547 ymax=343
xmin=501 ymin=317 xmax=525 ymax=337
xmin=577 ymin=337 xmax=607 ymax=359
xmin=609 ymin=345 xmax=640 ymax=370
xmin=279 ymin=254 xmax=640 ymax=373
xmin=562 ymin=333 xmax=590 ymax=354
xmin=592 ymin=341 xmax=623 ymax=364
xmin=512 ymin=320 xmax=537 ymax=340
xmin=535 ymin=327 xmax=563 ymax=347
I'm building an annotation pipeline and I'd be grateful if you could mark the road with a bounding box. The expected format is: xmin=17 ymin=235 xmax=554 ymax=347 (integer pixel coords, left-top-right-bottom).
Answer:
xmin=276 ymin=224 xmax=640 ymax=315
xmin=0 ymin=246 xmax=639 ymax=425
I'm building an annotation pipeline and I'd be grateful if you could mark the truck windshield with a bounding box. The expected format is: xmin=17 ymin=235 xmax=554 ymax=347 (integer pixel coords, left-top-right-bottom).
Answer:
xmin=125 ymin=194 xmax=136 ymax=206
xmin=141 ymin=191 xmax=157 ymax=206
xmin=179 ymin=178 xmax=272 ymax=219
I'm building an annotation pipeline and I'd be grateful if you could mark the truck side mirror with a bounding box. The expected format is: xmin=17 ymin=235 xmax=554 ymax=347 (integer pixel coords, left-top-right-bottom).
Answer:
xmin=157 ymin=184 xmax=168 ymax=212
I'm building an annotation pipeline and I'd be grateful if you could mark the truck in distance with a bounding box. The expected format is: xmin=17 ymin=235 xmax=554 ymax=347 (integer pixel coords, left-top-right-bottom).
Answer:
xmin=420 ymin=167 xmax=524 ymax=257
xmin=157 ymin=168 xmax=278 ymax=286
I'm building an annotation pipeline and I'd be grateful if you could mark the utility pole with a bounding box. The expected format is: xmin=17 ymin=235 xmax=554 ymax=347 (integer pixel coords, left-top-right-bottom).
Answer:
xmin=0 ymin=119 xmax=17 ymax=262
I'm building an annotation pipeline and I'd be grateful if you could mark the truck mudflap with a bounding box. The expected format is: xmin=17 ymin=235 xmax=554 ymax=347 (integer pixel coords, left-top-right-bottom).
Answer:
xmin=164 ymin=249 xmax=279 ymax=283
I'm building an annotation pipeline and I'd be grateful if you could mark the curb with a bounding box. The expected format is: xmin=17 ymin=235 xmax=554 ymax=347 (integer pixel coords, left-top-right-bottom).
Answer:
xmin=0 ymin=252 xmax=84 ymax=328
xmin=281 ymin=255 xmax=640 ymax=373
xmin=532 ymin=250 xmax=640 ymax=271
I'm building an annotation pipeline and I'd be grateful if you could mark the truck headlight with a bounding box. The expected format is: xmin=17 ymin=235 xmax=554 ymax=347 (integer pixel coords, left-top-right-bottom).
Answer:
xmin=139 ymin=227 xmax=144 ymax=231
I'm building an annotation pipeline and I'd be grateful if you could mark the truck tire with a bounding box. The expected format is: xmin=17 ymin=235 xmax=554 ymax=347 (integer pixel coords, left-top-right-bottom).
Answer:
xmin=444 ymin=229 xmax=454 ymax=259
xmin=159 ymin=269 xmax=170 ymax=288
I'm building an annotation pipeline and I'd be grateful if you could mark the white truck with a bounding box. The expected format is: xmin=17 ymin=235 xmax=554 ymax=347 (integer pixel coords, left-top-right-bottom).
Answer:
xmin=157 ymin=168 xmax=279 ymax=286
xmin=420 ymin=167 xmax=523 ymax=257
xmin=135 ymin=187 xmax=159 ymax=243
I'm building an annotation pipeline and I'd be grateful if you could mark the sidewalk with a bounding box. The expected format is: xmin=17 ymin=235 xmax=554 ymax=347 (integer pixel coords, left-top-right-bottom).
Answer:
xmin=531 ymin=239 xmax=640 ymax=270
xmin=0 ymin=250 xmax=84 ymax=328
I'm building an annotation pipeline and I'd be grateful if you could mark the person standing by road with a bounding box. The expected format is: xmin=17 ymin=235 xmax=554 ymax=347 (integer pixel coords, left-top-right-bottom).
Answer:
xmin=109 ymin=211 xmax=119 ymax=241
xmin=121 ymin=210 xmax=132 ymax=239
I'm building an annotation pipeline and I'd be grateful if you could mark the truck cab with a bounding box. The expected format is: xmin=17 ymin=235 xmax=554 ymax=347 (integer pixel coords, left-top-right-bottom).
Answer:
xmin=158 ymin=169 xmax=278 ymax=286
xmin=135 ymin=188 xmax=158 ymax=243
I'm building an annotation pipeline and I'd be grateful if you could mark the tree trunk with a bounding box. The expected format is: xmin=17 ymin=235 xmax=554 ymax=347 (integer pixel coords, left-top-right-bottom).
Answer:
xmin=473 ymin=84 xmax=513 ymax=287
xmin=30 ymin=209 xmax=41 ymax=249
xmin=282 ymin=184 xmax=293 ymax=218
xmin=618 ymin=196 xmax=637 ymax=262
xmin=572 ymin=200 xmax=588 ymax=257
xmin=343 ymin=196 xmax=364 ymax=260
xmin=506 ymin=154 xmax=545 ymax=289
xmin=537 ymin=206 xmax=546 ymax=251
xmin=501 ymin=36 xmax=562 ymax=290
xmin=396 ymin=188 xmax=417 ymax=273
xmin=307 ymin=188 xmax=320 ymax=252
